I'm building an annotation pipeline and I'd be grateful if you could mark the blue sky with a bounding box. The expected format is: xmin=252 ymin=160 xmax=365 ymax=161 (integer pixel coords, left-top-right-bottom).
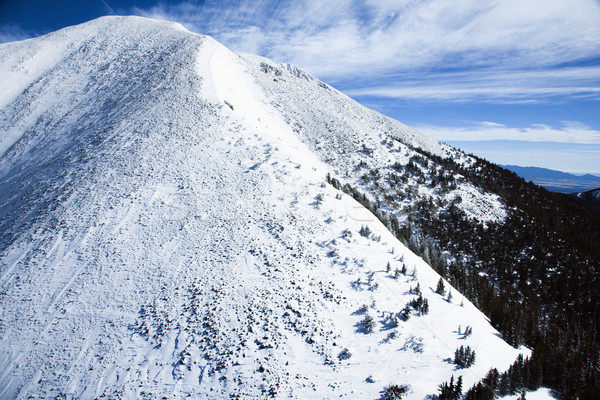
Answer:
xmin=1 ymin=0 xmax=600 ymax=174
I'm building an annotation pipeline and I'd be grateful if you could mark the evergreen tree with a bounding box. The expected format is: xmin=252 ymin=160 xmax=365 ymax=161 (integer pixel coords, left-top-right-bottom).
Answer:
xmin=438 ymin=375 xmax=463 ymax=400
xmin=436 ymin=277 xmax=446 ymax=295
xmin=454 ymin=345 xmax=476 ymax=368
xmin=455 ymin=376 xmax=463 ymax=399
xmin=463 ymin=325 xmax=472 ymax=337
xmin=359 ymin=315 xmax=375 ymax=333
xmin=465 ymin=382 xmax=495 ymax=400
xmin=401 ymin=305 xmax=411 ymax=320
xmin=382 ymin=384 xmax=407 ymax=400
xmin=359 ymin=225 xmax=372 ymax=237
xmin=498 ymin=372 xmax=510 ymax=396
xmin=422 ymin=298 xmax=429 ymax=315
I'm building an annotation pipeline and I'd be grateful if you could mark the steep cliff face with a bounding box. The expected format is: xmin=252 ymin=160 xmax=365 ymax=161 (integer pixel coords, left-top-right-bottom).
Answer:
xmin=0 ymin=16 xmax=523 ymax=399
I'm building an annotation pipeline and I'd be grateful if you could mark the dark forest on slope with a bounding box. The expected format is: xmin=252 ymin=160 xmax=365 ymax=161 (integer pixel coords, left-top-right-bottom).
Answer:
xmin=327 ymin=140 xmax=600 ymax=399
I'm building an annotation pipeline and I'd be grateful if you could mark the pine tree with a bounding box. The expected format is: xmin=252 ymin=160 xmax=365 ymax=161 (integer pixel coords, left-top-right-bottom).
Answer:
xmin=382 ymin=384 xmax=407 ymax=400
xmin=359 ymin=315 xmax=375 ymax=333
xmin=359 ymin=225 xmax=372 ymax=237
xmin=401 ymin=305 xmax=411 ymax=320
xmin=465 ymin=382 xmax=495 ymax=400
xmin=422 ymin=298 xmax=429 ymax=314
xmin=498 ymin=372 xmax=510 ymax=396
xmin=438 ymin=375 xmax=463 ymax=400
xmin=455 ymin=376 xmax=463 ymax=399
xmin=454 ymin=345 xmax=476 ymax=368
xmin=438 ymin=376 xmax=454 ymax=400
xmin=463 ymin=325 xmax=472 ymax=337
xmin=436 ymin=277 xmax=446 ymax=295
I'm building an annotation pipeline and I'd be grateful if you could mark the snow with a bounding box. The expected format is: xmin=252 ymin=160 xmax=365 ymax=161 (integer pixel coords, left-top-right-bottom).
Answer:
xmin=502 ymin=388 xmax=555 ymax=399
xmin=238 ymin=53 xmax=507 ymax=225
xmin=0 ymin=16 xmax=549 ymax=399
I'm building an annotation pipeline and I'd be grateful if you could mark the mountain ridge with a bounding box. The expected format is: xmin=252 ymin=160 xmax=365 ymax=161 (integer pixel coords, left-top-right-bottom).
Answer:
xmin=0 ymin=16 xmax=562 ymax=399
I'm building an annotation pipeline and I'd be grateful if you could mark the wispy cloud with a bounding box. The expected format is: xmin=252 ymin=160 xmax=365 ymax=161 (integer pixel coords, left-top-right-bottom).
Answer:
xmin=411 ymin=120 xmax=600 ymax=173
xmin=414 ymin=121 xmax=600 ymax=144
xmin=133 ymin=0 xmax=600 ymax=77
xmin=346 ymin=66 xmax=600 ymax=103
xmin=132 ymin=0 xmax=600 ymax=104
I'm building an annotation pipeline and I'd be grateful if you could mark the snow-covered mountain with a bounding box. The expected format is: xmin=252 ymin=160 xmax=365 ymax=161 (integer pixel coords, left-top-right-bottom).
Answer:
xmin=0 ymin=16 xmax=533 ymax=399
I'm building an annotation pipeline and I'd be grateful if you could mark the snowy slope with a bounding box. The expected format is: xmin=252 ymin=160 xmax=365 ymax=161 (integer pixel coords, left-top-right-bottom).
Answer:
xmin=1 ymin=16 xmax=523 ymax=399
xmin=236 ymin=53 xmax=506 ymax=225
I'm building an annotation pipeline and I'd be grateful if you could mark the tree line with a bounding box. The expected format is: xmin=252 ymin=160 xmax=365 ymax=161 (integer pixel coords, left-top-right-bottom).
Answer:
xmin=326 ymin=141 xmax=600 ymax=399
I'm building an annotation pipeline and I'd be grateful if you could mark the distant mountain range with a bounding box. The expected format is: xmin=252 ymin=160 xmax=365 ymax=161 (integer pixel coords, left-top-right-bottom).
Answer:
xmin=501 ymin=165 xmax=600 ymax=193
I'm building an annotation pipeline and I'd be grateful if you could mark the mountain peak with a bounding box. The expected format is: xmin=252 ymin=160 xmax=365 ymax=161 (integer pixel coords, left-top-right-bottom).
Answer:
xmin=47 ymin=15 xmax=193 ymax=39
xmin=0 ymin=17 xmax=530 ymax=399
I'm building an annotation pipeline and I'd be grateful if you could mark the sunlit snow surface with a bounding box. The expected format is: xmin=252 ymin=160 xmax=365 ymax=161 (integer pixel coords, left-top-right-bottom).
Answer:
xmin=0 ymin=16 xmax=543 ymax=399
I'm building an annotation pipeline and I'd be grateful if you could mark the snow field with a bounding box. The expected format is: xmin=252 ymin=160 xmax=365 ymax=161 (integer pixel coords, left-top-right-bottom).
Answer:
xmin=0 ymin=16 xmax=545 ymax=399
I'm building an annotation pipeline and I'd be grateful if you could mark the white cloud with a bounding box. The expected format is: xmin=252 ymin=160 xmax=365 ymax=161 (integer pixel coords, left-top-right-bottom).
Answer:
xmin=480 ymin=121 xmax=506 ymax=128
xmin=344 ymin=67 xmax=600 ymax=102
xmin=465 ymin=145 xmax=599 ymax=175
xmin=414 ymin=121 xmax=600 ymax=144
xmin=411 ymin=120 xmax=600 ymax=173
xmin=133 ymin=0 xmax=600 ymax=81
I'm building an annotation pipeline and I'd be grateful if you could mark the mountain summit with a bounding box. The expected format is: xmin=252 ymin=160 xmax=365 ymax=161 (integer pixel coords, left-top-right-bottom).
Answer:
xmin=0 ymin=16 xmax=542 ymax=399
